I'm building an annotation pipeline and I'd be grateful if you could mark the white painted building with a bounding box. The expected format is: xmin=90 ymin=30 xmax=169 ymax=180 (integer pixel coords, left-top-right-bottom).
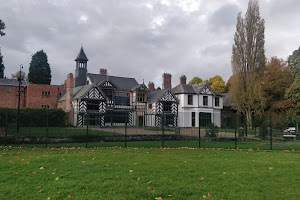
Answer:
xmin=172 ymin=83 xmax=224 ymax=127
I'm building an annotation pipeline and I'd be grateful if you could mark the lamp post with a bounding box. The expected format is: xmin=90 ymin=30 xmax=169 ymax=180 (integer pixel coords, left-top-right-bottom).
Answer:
xmin=17 ymin=64 xmax=23 ymax=133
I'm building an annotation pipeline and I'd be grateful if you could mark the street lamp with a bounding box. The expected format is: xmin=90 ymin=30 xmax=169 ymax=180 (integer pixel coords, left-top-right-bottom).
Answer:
xmin=17 ymin=64 xmax=23 ymax=133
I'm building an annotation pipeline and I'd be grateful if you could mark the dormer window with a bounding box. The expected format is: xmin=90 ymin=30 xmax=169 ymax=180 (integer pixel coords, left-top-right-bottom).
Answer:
xmin=215 ymin=97 xmax=220 ymax=107
xmin=137 ymin=93 xmax=145 ymax=102
xmin=203 ymin=96 xmax=208 ymax=106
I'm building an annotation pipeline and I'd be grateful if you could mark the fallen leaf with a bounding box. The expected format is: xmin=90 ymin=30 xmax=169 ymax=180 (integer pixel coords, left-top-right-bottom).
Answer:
xmin=168 ymin=195 xmax=172 ymax=197
xmin=137 ymin=177 xmax=140 ymax=181
xmin=32 ymin=171 xmax=37 ymax=174
xmin=147 ymin=187 xmax=152 ymax=192
xmin=47 ymin=197 xmax=50 ymax=200
xmin=199 ymin=177 xmax=205 ymax=181
xmin=223 ymin=172 xmax=226 ymax=174
xmin=155 ymin=197 xmax=163 ymax=200
xmin=108 ymin=191 xmax=112 ymax=193
xmin=105 ymin=164 xmax=109 ymax=167
xmin=55 ymin=177 xmax=59 ymax=181
xmin=232 ymin=173 xmax=235 ymax=175
xmin=147 ymin=181 xmax=152 ymax=184
xmin=68 ymin=194 xmax=71 ymax=198
xmin=129 ymin=170 xmax=133 ymax=173
xmin=40 ymin=167 xmax=45 ymax=170
xmin=269 ymin=167 xmax=274 ymax=170
xmin=52 ymin=172 xmax=56 ymax=175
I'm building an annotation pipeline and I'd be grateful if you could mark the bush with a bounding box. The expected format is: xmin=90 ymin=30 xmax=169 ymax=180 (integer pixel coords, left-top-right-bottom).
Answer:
xmin=205 ymin=123 xmax=219 ymax=138
xmin=0 ymin=108 xmax=66 ymax=127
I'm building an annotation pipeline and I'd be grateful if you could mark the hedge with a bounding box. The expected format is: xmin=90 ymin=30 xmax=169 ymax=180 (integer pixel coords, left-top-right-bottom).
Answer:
xmin=0 ymin=108 xmax=67 ymax=127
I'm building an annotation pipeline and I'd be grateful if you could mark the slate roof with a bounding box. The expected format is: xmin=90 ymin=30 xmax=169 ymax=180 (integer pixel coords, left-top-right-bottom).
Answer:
xmin=172 ymin=83 xmax=223 ymax=96
xmin=87 ymin=73 xmax=139 ymax=91
xmin=58 ymin=85 xmax=92 ymax=102
xmin=0 ymin=78 xmax=27 ymax=87
xmin=75 ymin=47 xmax=88 ymax=61
xmin=147 ymin=89 xmax=169 ymax=103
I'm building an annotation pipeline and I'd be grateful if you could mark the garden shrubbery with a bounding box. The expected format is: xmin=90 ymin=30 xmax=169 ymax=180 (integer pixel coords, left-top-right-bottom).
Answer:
xmin=0 ymin=108 xmax=66 ymax=127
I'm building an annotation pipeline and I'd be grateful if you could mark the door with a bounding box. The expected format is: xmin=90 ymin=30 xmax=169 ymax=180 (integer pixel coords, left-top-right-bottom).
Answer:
xmin=138 ymin=116 xmax=143 ymax=127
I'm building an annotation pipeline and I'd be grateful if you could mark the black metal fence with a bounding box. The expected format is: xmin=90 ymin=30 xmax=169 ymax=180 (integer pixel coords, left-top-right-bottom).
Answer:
xmin=1 ymin=109 xmax=300 ymax=150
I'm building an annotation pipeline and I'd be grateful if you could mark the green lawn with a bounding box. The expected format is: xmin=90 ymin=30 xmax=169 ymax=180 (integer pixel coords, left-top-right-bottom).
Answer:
xmin=0 ymin=147 xmax=300 ymax=200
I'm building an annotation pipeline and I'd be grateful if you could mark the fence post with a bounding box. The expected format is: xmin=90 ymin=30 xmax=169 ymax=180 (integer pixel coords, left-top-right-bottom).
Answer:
xmin=45 ymin=109 xmax=49 ymax=148
xmin=125 ymin=114 xmax=127 ymax=148
xmin=86 ymin=113 xmax=89 ymax=148
xmin=161 ymin=113 xmax=164 ymax=148
xmin=198 ymin=113 xmax=201 ymax=149
xmin=270 ymin=114 xmax=272 ymax=151
xmin=234 ymin=113 xmax=237 ymax=149
xmin=5 ymin=109 xmax=8 ymax=146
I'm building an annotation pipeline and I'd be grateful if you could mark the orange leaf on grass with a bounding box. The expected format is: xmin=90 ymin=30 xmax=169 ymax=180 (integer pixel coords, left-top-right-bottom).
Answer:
xmin=68 ymin=194 xmax=71 ymax=198
xmin=199 ymin=177 xmax=205 ymax=181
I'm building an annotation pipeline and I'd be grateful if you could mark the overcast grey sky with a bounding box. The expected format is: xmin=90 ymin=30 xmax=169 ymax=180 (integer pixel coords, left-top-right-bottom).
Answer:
xmin=1 ymin=0 xmax=300 ymax=87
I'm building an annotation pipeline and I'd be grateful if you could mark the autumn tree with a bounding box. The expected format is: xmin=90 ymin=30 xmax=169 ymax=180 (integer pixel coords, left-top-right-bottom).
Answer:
xmin=287 ymin=46 xmax=300 ymax=77
xmin=28 ymin=50 xmax=52 ymax=84
xmin=11 ymin=70 xmax=26 ymax=80
xmin=285 ymin=76 xmax=300 ymax=114
xmin=188 ymin=77 xmax=203 ymax=85
xmin=0 ymin=19 xmax=5 ymax=36
xmin=0 ymin=49 xmax=4 ymax=78
xmin=262 ymin=57 xmax=293 ymax=110
xmin=230 ymin=0 xmax=266 ymax=127
xmin=208 ymin=75 xmax=226 ymax=93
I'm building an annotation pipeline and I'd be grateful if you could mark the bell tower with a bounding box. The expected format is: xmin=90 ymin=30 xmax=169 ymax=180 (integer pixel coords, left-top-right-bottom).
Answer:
xmin=74 ymin=46 xmax=88 ymax=87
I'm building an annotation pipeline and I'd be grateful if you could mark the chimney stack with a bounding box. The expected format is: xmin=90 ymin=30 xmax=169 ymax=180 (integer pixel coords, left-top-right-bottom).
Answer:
xmin=162 ymin=73 xmax=172 ymax=90
xmin=180 ymin=75 xmax=186 ymax=85
xmin=66 ymin=73 xmax=74 ymax=111
xmin=148 ymin=81 xmax=155 ymax=91
xmin=99 ymin=68 xmax=107 ymax=75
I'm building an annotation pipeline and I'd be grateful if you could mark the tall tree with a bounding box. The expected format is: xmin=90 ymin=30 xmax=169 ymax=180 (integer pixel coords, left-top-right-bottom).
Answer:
xmin=28 ymin=50 xmax=52 ymax=84
xmin=287 ymin=46 xmax=300 ymax=77
xmin=230 ymin=0 xmax=266 ymax=127
xmin=188 ymin=76 xmax=203 ymax=85
xmin=0 ymin=49 xmax=4 ymax=78
xmin=262 ymin=57 xmax=293 ymax=109
xmin=0 ymin=19 xmax=5 ymax=36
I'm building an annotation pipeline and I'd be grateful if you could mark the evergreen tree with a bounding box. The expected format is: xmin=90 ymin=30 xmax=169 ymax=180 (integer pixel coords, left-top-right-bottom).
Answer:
xmin=28 ymin=50 xmax=52 ymax=84
xmin=0 ymin=19 xmax=5 ymax=36
xmin=0 ymin=49 xmax=4 ymax=78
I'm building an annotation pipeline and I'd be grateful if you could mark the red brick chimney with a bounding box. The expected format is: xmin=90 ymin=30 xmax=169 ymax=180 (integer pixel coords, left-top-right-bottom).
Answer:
xmin=65 ymin=73 xmax=74 ymax=111
xmin=162 ymin=73 xmax=172 ymax=90
xmin=180 ymin=75 xmax=186 ymax=85
xmin=148 ymin=81 xmax=155 ymax=91
xmin=99 ymin=68 xmax=107 ymax=75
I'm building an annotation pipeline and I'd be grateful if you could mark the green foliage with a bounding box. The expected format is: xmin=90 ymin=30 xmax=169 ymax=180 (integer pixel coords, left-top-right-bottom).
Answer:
xmin=288 ymin=46 xmax=300 ymax=77
xmin=28 ymin=50 xmax=52 ymax=84
xmin=0 ymin=108 xmax=66 ymax=127
xmin=205 ymin=123 xmax=219 ymax=138
xmin=0 ymin=49 xmax=4 ymax=78
xmin=156 ymin=87 xmax=161 ymax=90
xmin=188 ymin=76 xmax=203 ymax=85
xmin=285 ymin=76 xmax=300 ymax=114
xmin=0 ymin=19 xmax=5 ymax=36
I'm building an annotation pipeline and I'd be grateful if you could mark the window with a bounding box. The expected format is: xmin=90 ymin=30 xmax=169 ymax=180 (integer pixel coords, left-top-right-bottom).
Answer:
xmin=215 ymin=97 xmax=220 ymax=107
xmin=115 ymin=92 xmax=130 ymax=105
xmin=163 ymin=102 xmax=172 ymax=112
xmin=188 ymin=95 xmax=193 ymax=105
xmin=6 ymin=87 xmax=10 ymax=93
xmin=148 ymin=104 xmax=152 ymax=109
xmin=42 ymin=91 xmax=51 ymax=96
xmin=102 ymin=88 xmax=113 ymax=100
xmin=203 ymin=96 xmax=208 ymax=106
xmin=41 ymin=105 xmax=50 ymax=108
xmin=199 ymin=112 xmax=212 ymax=126
xmin=192 ymin=112 xmax=195 ymax=127
xmin=87 ymin=100 xmax=100 ymax=111
xmin=59 ymin=92 xmax=62 ymax=96
xmin=137 ymin=93 xmax=145 ymax=102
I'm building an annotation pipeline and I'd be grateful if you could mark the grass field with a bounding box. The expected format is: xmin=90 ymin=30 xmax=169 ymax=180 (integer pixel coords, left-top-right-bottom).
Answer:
xmin=1 ymin=147 xmax=300 ymax=200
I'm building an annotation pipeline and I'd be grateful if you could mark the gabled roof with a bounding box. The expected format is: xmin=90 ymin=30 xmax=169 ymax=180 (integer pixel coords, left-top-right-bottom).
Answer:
xmin=0 ymin=78 xmax=27 ymax=87
xmin=75 ymin=47 xmax=88 ymax=61
xmin=131 ymin=83 xmax=149 ymax=91
xmin=58 ymin=85 xmax=92 ymax=102
xmin=172 ymin=83 xmax=223 ymax=96
xmin=147 ymin=89 xmax=179 ymax=103
xmin=87 ymin=73 xmax=139 ymax=91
